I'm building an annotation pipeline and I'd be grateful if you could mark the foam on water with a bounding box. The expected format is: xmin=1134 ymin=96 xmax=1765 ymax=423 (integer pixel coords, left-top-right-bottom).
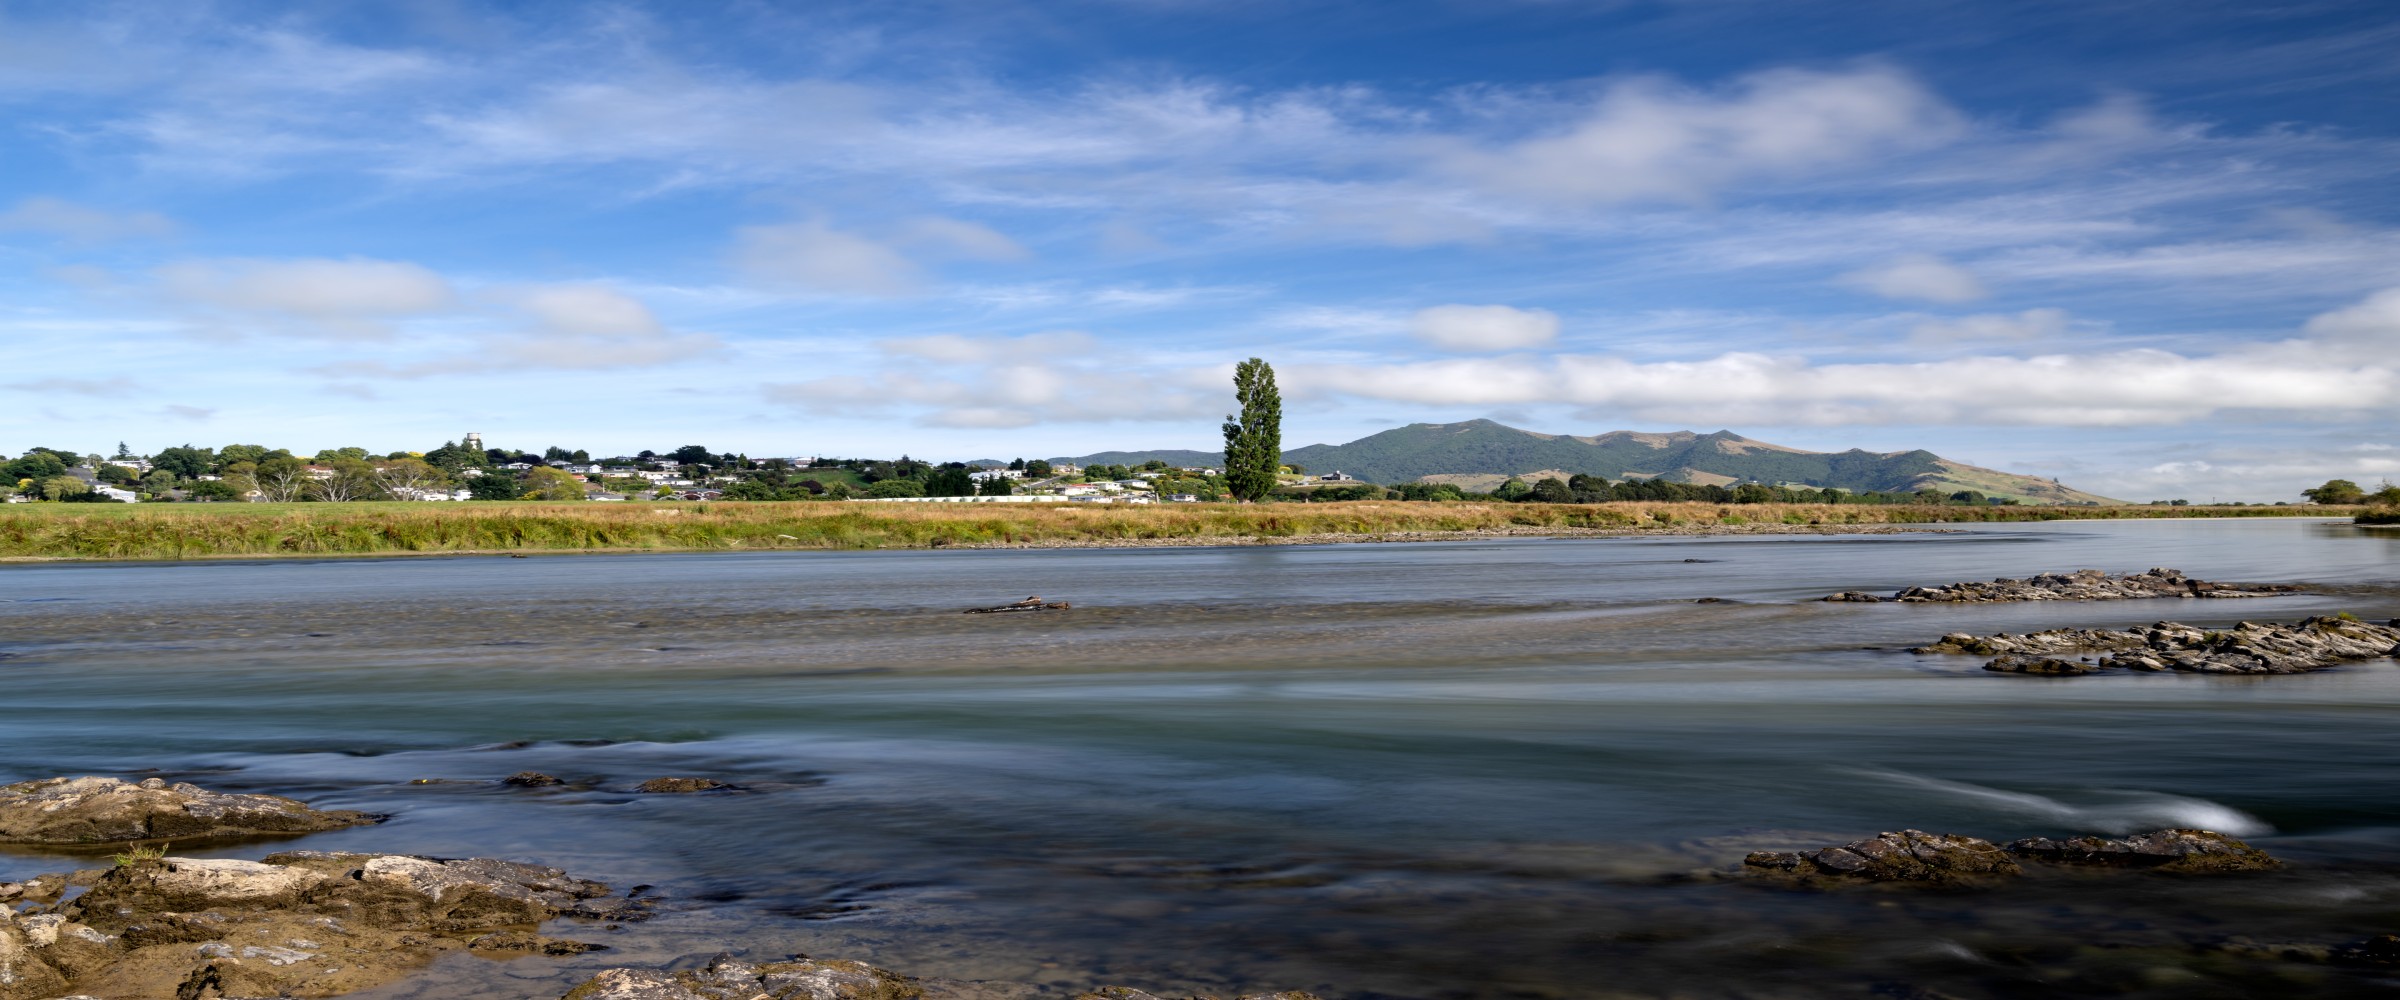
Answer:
xmin=1853 ymin=767 xmax=2274 ymax=837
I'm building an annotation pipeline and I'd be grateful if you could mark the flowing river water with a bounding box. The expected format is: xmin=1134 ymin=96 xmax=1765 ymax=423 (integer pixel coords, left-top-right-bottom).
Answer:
xmin=5 ymin=518 xmax=2400 ymax=998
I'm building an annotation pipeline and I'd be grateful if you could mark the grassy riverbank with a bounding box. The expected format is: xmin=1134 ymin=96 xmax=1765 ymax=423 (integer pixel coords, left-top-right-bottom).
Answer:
xmin=0 ymin=500 xmax=2362 ymax=561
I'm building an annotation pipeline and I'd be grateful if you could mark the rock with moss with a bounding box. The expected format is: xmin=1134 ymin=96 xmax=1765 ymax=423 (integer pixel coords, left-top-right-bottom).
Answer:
xmin=0 ymin=776 xmax=381 ymax=845
xmin=562 ymin=954 xmax=922 ymax=1000
xmin=2004 ymin=828 xmax=2279 ymax=873
xmin=0 ymin=851 xmax=631 ymax=999
xmin=1743 ymin=829 xmax=2021 ymax=886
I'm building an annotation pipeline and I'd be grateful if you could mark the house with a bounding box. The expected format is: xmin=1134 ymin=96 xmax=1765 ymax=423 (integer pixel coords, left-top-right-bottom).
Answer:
xmin=968 ymin=468 xmax=1027 ymax=481
xmin=1318 ymin=471 xmax=1358 ymax=482
xmin=302 ymin=465 xmax=338 ymax=480
xmin=587 ymin=492 xmax=628 ymax=502
xmin=1166 ymin=494 xmax=1201 ymax=503
xmin=92 ymin=485 xmax=138 ymax=503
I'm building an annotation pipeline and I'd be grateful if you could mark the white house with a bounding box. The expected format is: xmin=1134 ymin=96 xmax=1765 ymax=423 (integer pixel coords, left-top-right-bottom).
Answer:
xmin=92 ymin=485 xmax=138 ymax=503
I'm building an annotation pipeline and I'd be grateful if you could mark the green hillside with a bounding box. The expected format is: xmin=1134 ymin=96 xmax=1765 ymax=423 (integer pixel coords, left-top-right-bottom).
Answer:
xmin=1063 ymin=420 xmax=2115 ymax=505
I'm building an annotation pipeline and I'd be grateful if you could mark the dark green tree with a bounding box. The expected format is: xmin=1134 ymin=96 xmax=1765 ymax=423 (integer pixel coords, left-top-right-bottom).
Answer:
xmin=1529 ymin=477 xmax=1575 ymax=503
xmin=467 ymin=472 xmax=524 ymax=501
xmin=1221 ymin=357 xmax=1282 ymax=502
xmin=2303 ymin=479 xmax=2367 ymax=504
xmin=924 ymin=467 xmax=976 ymax=496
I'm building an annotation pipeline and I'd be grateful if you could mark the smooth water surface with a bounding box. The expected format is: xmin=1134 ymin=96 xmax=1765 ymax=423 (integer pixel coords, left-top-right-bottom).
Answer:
xmin=5 ymin=519 xmax=2400 ymax=998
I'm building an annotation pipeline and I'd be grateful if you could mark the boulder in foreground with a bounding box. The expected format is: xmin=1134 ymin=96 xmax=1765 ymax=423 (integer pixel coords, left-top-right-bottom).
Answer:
xmin=2005 ymin=829 xmax=2279 ymax=873
xmin=0 ymin=776 xmax=381 ymax=845
xmin=0 ymin=850 xmax=636 ymax=999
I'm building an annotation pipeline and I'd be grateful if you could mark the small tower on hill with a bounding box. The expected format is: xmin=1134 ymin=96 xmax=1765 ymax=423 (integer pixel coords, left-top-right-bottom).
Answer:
xmin=463 ymin=432 xmax=484 ymax=453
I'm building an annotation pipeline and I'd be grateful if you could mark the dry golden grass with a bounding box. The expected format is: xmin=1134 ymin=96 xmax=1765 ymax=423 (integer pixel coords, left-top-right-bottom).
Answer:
xmin=0 ymin=499 xmax=2356 ymax=561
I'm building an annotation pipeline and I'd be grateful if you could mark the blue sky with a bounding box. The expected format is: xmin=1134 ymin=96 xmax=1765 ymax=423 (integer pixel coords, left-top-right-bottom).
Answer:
xmin=2 ymin=0 xmax=2396 ymax=499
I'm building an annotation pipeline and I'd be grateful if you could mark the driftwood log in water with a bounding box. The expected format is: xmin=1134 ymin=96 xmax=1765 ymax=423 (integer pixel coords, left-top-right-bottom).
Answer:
xmin=964 ymin=596 xmax=1073 ymax=614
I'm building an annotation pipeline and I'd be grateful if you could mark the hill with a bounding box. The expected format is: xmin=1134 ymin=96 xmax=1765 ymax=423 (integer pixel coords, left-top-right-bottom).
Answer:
xmin=1064 ymin=421 xmax=2117 ymax=505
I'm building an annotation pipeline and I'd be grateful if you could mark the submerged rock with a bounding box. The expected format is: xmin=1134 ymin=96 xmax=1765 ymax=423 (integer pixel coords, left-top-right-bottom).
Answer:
xmin=561 ymin=954 xmax=921 ymax=1000
xmin=1825 ymin=568 xmax=2300 ymax=604
xmin=1743 ymin=829 xmax=2020 ymax=885
xmin=2004 ymin=829 xmax=2280 ymax=873
xmin=0 ymin=850 xmax=635 ymax=999
xmin=0 ymin=775 xmax=382 ymax=845
xmin=636 ymin=777 xmax=731 ymax=794
xmin=1916 ymin=617 xmax=2400 ymax=676
xmin=504 ymin=771 xmax=566 ymax=787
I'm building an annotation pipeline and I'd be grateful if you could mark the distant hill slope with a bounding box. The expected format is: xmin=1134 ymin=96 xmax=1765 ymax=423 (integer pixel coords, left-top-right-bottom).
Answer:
xmin=1062 ymin=420 xmax=2118 ymax=505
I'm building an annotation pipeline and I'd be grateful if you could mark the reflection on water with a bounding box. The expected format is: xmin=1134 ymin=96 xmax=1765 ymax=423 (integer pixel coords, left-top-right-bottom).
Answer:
xmin=4 ymin=519 xmax=2400 ymax=998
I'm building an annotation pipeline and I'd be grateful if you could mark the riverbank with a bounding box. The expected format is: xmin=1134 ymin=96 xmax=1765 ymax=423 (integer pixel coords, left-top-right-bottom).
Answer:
xmin=0 ymin=500 xmax=2360 ymax=561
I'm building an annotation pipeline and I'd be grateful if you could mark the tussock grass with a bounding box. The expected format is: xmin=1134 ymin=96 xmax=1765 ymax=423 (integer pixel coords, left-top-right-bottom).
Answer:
xmin=0 ymin=500 xmax=2361 ymax=562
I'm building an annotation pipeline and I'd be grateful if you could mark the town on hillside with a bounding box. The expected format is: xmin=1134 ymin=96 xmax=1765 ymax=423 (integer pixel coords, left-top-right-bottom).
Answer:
xmin=2 ymin=435 xmax=2363 ymax=508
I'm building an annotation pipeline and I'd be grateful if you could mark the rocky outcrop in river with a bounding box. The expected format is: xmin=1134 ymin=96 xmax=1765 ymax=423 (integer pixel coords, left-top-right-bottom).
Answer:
xmin=1824 ymin=567 xmax=2300 ymax=604
xmin=1745 ymin=828 xmax=2277 ymax=886
xmin=2006 ymin=829 xmax=2279 ymax=873
xmin=0 ymin=776 xmax=380 ymax=845
xmin=1743 ymin=830 xmax=2021 ymax=885
xmin=0 ymin=850 xmax=642 ymax=999
xmin=1914 ymin=616 xmax=2400 ymax=675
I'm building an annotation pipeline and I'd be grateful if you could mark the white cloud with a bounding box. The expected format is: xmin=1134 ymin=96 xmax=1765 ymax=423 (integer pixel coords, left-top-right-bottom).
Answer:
xmin=510 ymin=284 xmax=664 ymax=336
xmin=2097 ymin=442 xmax=2400 ymax=501
xmin=732 ymin=220 xmax=920 ymax=296
xmin=7 ymin=377 xmax=140 ymax=396
xmin=765 ymin=332 xmax=1218 ymax=428
xmin=484 ymin=284 xmax=721 ymax=371
xmin=1442 ymin=67 xmax=1963 ymax=206
xmin=1410 ymin=304 xmax=1560 ymax=351
xmin=880 ymin=331 xmax=1098 ymax=365
xmin=0 ymin=197 xmax=176 ymax=243
xmin=1840 ymin=253 xmax=1988 ymax=303
xmin=1910 ymin=308 xmax=2070 ymax=343
xmin=156 ymin=257 xmax=455 ymax=338
xmin=2302 ymin=287 xmax=2400 ymax=345
xmin=899 ymin=216 xmax=1031 ymax=262
xmin=1295 ymin=347 xmax=2394 ymax=427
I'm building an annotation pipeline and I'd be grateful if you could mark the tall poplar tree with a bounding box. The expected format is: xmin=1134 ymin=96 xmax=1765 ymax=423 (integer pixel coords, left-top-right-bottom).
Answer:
xmin=1222 ymin=357 xmax=1282 ymax=502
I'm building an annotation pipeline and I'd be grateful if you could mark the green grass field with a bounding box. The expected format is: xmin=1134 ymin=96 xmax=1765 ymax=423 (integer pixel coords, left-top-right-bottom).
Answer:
xmin=0 ymin=499 xmax=2362 ymax=561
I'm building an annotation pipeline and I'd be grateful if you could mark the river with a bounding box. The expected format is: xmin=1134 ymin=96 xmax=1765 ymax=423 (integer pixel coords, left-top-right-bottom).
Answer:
xmin=5 ymin=518 xmax=2399 ymax=998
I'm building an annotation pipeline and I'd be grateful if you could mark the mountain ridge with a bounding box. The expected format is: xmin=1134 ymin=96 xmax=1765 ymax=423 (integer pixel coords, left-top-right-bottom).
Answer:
xmin=1055 ymin=420 xmax=2118 ymax=505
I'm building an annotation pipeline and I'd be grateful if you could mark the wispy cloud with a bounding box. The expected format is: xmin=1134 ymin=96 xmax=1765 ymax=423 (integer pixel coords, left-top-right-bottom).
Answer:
xmin=0 ymin=197 xmax=176 ymax=244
